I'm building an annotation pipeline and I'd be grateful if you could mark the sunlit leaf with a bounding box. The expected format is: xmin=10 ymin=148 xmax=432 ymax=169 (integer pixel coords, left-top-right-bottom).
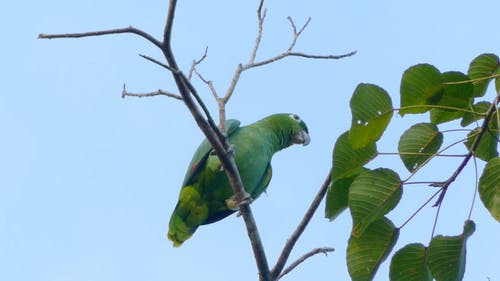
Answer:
xmin=332 ymin=131 xmax=377 ymax=180
xmin=400 ymin=64 xmax=443 ymax=115
xmin=347 ymin=217 xmax=399 ymax=281
xmin=326 ymin=169 xmax=367 ymax=221
xmin=464 ymin=116 xmax=498 ymax=161
xmin=467 ymin=53 xmax=500 ymax=97
xmin=349 ymin=83 xmax=394 ymax=148
xmin=390 ymin=243 xmax=432 ymax=281
xmin=398 ymin=123 xmax=443 ymax=172
xmin=349 ymin=168 xmax=402 ymax=237
xmin=428 ymin=220 xmax=475 ymax=281
xmin=478 ymin=157 xmax=500 ymax=221
xmin=430 ymin=71 xmax=474 ymax=124
xmin=461 ymin=101 xmax=490 ymax=127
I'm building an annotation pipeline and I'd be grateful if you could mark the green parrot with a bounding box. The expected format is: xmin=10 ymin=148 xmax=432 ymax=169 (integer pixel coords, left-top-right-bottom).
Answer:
xmin=168 ymin=113 xmax=310 ymax=247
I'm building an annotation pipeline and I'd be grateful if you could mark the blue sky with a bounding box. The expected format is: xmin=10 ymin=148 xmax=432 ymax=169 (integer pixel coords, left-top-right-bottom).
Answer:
xmin=1 ymin=1 xmax=499 ymax=280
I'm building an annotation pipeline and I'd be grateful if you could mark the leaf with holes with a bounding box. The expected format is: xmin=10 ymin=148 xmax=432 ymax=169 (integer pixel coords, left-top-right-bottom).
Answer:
xmin=428 ymin=220 xmax=475 ymax=281
xmin=479 ymin=157 xmax=500 ymax=222
xmin=430 ymin=71 xmax=474 ymax=124
xmin=332 ymin=131 xmax=377 ymax=180
xmin=461 ymin=101 xmax=490 ymax=127
xmin=349 ymin=83 xmax=393 ymax=148
xmin=398 ymin=123 xmax=443 ymax=172
xmin=467 ymin=53 xmax=500 ymax=97
xmin=400 ymin=64 xmax=444 ymax=115
xmin=326 ymin=168 xmax=367 ymax=221
xmin=390 ymin=243 xmax=432 ymax=281
xmin=464 ymin=117 xmax=498 ymax=162
xmin=349 ymin=168 xmax=402 ymax=237
xmin=347 ymin=217 xmax=399 ymax=281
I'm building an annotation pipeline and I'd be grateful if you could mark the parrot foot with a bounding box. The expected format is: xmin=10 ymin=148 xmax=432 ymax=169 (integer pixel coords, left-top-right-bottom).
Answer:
xmin=225 ymin=191 xmax=252 ymax=211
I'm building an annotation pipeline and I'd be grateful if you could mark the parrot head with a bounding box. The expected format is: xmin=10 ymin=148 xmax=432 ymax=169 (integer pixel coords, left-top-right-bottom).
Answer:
xmin=259 ymin=113 xmax=310 ymax=149
xmin=287 ymin=113 xmax=310 ymax=146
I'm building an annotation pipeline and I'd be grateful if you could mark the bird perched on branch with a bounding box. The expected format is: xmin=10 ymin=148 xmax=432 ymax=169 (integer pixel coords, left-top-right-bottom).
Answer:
xmin=168 ymin=113 xmax=310 ymax=247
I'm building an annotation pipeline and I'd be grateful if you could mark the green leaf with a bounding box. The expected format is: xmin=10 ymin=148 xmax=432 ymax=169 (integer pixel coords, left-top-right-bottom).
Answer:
xmin=347 ymin=217 xmax=399 ymax=281
xmin=430 ymin=71 xmax=474 ymax=124
xmin=349 ymin=168 xmax=402 ymax=237
xmin=349 ymin=83 xmax=394 ymax=148
xmin=467 ymin=53 xmax=500 ymax=97
xmin=390 ymin=243 xmax=432 ymax=281
xmin=460 ymin=101 xmax=490 ymax=127
xmin=428 ymin=220 xmax=475 ymax=281
xmin=478 ymin=157 xmax=500 ymax=221
xmin=398 ymin=123 xmax=443 ymax=172
xmin=326 ymin=169 xmax=368 ymax=221
xmin=400 ymin=64 xmax=444 ymax=115
xmin=464 ymin=116 xmax=499 ymax=161
xmin=332 ymin=131 xmax=377 ymax=180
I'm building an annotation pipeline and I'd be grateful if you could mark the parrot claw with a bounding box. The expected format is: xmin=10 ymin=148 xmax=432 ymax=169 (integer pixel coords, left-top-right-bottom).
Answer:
xmin=225 ymin=190 xmax=252 ymax=211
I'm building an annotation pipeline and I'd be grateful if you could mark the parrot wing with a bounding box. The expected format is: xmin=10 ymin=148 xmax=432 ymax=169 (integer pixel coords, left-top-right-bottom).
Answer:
xmin=181 ymin=119 xmax=241 ymax=187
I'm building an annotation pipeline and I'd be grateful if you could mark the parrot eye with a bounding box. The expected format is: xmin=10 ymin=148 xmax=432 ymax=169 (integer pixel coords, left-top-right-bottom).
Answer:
xmin=289 ymin=114 xmax=301 ymax=123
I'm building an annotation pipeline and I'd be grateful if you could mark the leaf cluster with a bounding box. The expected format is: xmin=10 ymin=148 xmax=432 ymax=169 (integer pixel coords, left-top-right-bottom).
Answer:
xmin=326 ymin=53 xmax=500 ymax=281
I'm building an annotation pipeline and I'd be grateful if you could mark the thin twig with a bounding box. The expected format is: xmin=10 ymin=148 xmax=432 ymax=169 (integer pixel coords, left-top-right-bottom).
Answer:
xmin=249 ymin=0 xmax=267 ymax=64
xmin=139 ymin=54 xmax=177 ymax=73
xmin=244 ymin=50 xmax=357 ymax=70
xmin=39 ymin=26 xmax=163 ymax=50
xmin=277 ymin=247 xmax=335 ymax=280
xmin=271 ymin=169 xmax=332 ymax=280
xmin=398 ymin=188 xmax=443 ymax=230
xmin=188 ymin=46 xmax=209 ymax=80
xmin=122 ymin=85 xmax=182 ymax=100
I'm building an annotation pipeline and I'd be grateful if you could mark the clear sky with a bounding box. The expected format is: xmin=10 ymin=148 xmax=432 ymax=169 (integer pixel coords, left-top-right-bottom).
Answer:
xmin=1 ymin=1 xmax=499 ymax=280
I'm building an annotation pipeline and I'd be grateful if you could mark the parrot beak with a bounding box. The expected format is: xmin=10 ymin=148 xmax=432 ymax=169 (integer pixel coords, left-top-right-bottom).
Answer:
xmin=291 ymin=130 xmax=310 ymax=146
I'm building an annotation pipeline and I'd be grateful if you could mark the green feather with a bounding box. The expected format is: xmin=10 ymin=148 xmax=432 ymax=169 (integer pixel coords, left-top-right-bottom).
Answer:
xmin=168 ymin=114 xmax=310 ymax=247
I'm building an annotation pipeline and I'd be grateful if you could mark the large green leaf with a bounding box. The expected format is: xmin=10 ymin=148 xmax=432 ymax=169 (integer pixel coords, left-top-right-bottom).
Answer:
xmin=326 ymin=170 xmax=367 ymax=221
xmin=398 ymin=123 xmax=443 ymax=172
xmin=460 ymin=101 xmax=490 ymax=127
xmin=467 ymin=53 xmax=500 ymax=97
xmin=332 ymin=131 xmax=377 ymax=180
xmin=400 ymin=64 xmax=444 ymax=115
xmin=428 ymin=220 xmax=475 ymax=281
xmin=349 ymin=83 xmax=394 ymax=148
xmin=478 ymin=157 xmax=500 ymax=221
xmin=464 ymin=116 xmax=499 ymax=161
xmin=430 ymin=71 xmax=474 ymax=124
xmin=347 ymin=217 xmax=399 ymax=281
xmin=390 ymin=243 xmax=432 ymax=281
xmin=349 ymin=168 xmax=402 ymax=237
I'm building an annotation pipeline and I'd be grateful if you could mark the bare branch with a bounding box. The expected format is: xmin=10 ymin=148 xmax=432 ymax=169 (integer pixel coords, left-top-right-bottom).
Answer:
xmin=188 ymin=47 xmax=209 ymax=80
xmin=245 ymin=50 xmax=357 ymax=70
xmin=271 ymin=169 xmax=332 ymax=280
xmin=38 ymin=26 xmax=163 ymax=50
xmin=277 ymin=247 xmax=335 ymax=280
xmin=223 ymin=11 xmax=356 ymax=103
xmin=122 ymin=85 xmax=182 ymax=100
xmin=139 ymin=54 xmax=177 ymax=73
xmin=249 ymin=0 xmax=267 ymax=64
